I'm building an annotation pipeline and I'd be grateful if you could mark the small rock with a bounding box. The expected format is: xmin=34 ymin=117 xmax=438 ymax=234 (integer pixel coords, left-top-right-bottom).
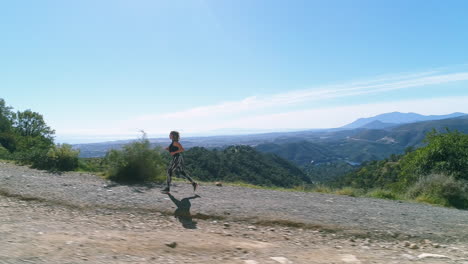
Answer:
xmin=270 ymin=257 xmax=293 ymax=264
xmin=341 ymin=254 xmax=361 ymax=263
xmin=165 ymin=242 xmax=177 ymax=248
xmin=401 ymin=254 xmax=416 ymax=260
xmin=409 ymin=244 xmax=419 ymax=249
xmin=403 ymin=241 xmax=411 ymax=247
xmin=417 ymin=253 xmax=450 ymax=260
xmin=223 ymin=223 xmax=230 ymax=228
xmin=422 ymin=239 xmax=431 ymax=244
xmin=433 ymin=243 xmax=440 ymax=248
xmin=247 ymin=226 xmax=257 ymax=231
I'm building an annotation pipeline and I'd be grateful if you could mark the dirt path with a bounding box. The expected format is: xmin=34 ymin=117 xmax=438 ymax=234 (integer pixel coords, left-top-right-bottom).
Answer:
xmin=1 ymin=162 xmax=468 ymax=263
xmin=1 ymin=195 xmax=467 ymax=264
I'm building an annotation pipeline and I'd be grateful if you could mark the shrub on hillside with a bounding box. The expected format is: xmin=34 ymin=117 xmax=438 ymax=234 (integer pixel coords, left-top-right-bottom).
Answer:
xmin=0 ymin=132 xmax=16 ymax=152
xmin=400 ymin=130 xmax=468 ymax=184
xmin=13 ymin=145 xmax=49 ymax=167
xmin=16 ymin=144 xmax=80 ymax=171
xmin=104 ymin=135 xmax=166 ymax=183
xmin=78 ymin=157 xmax=106 ymax=172
xmin=406 ymin=174 xmax=468 ymax=209
xmin=0 ymin=145 xmax=10 ymax=159
xmin=44 ymin=144 xmax=80 ymax=171
xmin=366 ymin=189 xmax=400 ymax=200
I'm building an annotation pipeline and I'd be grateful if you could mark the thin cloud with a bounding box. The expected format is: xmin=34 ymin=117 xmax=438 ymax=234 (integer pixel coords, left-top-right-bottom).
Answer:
xmin=138 ymin=69 xmax=468 ymax=121
xmin=56 ymin=68 xmax=468 ymax=142
xmin=216 ymin=96 xmax=468 ymax=130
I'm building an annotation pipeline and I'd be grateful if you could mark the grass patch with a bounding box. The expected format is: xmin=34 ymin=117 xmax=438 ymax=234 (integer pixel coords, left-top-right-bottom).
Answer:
xmin=406 ymin=174 xmax=468 ymax=209
xmin=334 ymin=187 xmax=364 ymax=197
xmin=221 ymin=181 xmax=299 ymax=192
xmin=366 ymin=189 xmax=401 ymax=200
xmin=311 ymin=184 xmax=334 ymax=194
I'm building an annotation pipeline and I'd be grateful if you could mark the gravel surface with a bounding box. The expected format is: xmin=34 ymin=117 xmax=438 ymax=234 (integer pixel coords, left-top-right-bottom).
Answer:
xmin=1 ymin=162 xmax=467 ymax=244
xmin=4 ymin=195 xmax=467 ymax=264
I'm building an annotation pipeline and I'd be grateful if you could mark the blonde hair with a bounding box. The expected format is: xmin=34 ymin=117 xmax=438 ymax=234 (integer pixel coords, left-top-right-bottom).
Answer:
xmin=170 ymin=131 xmax=180 ymax=141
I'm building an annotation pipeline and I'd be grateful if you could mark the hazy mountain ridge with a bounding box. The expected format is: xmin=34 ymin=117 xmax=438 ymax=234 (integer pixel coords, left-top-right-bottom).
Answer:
xmin=260 ymin=115 xmax=468 ymax=165
xmin=74 ymin=112 xmax=468 ymax=161
xmin=342 ymin=112 xmax=466 ymax=129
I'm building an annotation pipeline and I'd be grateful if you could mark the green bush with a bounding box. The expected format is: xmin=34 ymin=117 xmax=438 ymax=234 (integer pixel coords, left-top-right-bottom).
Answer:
xmin=17 ymin=144 xmax=80 ymax=171
xmin=44 ymin=144 xmax=80 ymax=171
xmin=0 ymin=145 xmax=11 ymax=159
xmin=406 ymin=174 xmax=468 ymax=209
xmin=77 ymin=157 xmax=105 ymax=172
xmin=13 ymin=146 xmax=48 ymax=167
xmin=0 ymin=132 xmax=16 ymax=152
xmin=104 ymin=135 xmax=166 ymax=183
xmin=400 ymin=130 xmax=468 ymax=184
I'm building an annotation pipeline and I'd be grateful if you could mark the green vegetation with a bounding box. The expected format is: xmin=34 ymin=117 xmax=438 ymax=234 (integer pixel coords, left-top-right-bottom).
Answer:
xmin=303 ymin=161 xmax=356 ymax=183
xmin=333 ymin=130 xmax=468 ymax=209
xmin=365 ymin=189 xmax=401 ymax=200
xmin=256 ymin=141 xmax=337 ymax=165
xmin=104 ymin=133 xmax=166 ymax=183
xmin=36 ymin=144 xmax=80 ymax=172
xmin=406 ymin=174 xmax=468 ymax=208
xmin=0 ymin=98 xmax=79 ymax=171
xmin=77 ymin=157 xmax=106 ymax=173
xmin=399 ymin=130 xmax=468 ymax=183
xmin=184 ymin=145 xmax=311 ymax=188
xmin=2 ymin=97 xmax=467 ymax=210
xmin=0 ymin=145 xmax=10 ymax=159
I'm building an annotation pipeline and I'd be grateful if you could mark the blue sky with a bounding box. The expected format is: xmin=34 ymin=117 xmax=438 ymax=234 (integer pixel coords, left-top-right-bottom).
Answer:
xmin=1 ymin=0 xmax=468 ymax=143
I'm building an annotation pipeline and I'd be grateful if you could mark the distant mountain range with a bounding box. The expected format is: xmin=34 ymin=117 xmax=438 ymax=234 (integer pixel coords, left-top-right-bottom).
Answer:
xmin=74 ymin=112 xmax=468 ymax=164
xmin=342 ymin=112 xmax=466 ymax=129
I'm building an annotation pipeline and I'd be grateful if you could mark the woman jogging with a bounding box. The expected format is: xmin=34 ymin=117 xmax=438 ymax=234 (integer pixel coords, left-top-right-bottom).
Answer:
xmin=161 ymin=131 xmax=198 ymax=194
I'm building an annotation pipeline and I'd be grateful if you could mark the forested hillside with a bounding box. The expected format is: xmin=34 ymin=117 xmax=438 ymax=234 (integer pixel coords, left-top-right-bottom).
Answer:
xmin=333 ymin=130 xmax=468 ymax=208
xmin=183 ymin=145 xmax=311 ymax=188
xmin=256 ymin=116 xmax=468 ymax=167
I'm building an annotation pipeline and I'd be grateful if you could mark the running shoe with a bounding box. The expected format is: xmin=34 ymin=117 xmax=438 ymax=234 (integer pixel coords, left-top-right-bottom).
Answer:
xmin=160 ymin=187 xmax=170 ymax=194
xmin=192 ymin=182 xmax=199 ymax=192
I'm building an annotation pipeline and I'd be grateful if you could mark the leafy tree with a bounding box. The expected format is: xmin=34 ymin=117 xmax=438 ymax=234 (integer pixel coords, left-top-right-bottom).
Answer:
xmin=0 ymin=99 xmax=16 ymax=152
xmin=11 ymin=110 xmax=55 ymax=162
xmin=0 ymin=99 xmax=14 ymax=132
xmin=13 ymin=109 xmax=54 ymax=140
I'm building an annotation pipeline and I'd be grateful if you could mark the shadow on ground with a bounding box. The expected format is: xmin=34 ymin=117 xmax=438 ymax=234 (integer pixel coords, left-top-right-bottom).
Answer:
xmin=167 ymin=193 xmax=201 ymax=229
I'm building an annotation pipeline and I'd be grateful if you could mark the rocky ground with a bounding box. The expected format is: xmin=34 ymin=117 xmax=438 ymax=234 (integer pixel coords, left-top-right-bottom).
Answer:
xmin=1 ymin=162 xmax=468 ymax=264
